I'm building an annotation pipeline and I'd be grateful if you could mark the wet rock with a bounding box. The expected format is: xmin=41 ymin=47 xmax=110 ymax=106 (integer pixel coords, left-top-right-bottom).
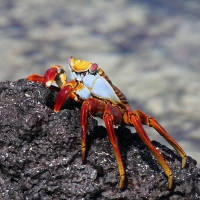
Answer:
xmin=0 ymin=79 xmax=199 ymax=200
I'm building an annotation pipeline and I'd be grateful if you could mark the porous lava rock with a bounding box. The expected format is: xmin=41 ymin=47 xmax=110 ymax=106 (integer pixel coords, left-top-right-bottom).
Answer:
xmin=0 ymin=79 xmax=199 ymax=200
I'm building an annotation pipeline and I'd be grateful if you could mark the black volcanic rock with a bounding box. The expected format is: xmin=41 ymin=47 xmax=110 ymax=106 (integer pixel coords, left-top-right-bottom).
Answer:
xmin=0 ymin=79 xmax=199 ymax=200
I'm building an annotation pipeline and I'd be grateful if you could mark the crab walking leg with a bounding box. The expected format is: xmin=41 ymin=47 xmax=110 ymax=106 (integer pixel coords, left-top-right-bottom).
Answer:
xmin=128 ymin=112 xmax=173 ymax=190
xmin=81 ymin=99 xmax=125 ymax=189
xmin=27 ymin=74 xmax=45 ymax=84
xmin=80 ymin=101 xmax=89 ymax=162
xmin=134 ymin=109 xmax=187 ymax=169
xmin=81 ymin=98 xmax=106 ymax=162
xmin=103 ymin=105 xmax=125 ymax=189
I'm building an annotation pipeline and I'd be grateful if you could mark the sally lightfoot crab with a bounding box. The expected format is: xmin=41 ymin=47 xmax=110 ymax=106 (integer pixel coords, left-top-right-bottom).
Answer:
xmin=27 ymin=57 xmax=187 ymax=190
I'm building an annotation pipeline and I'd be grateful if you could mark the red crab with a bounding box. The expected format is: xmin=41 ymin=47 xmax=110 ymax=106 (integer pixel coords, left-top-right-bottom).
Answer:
xmin=27 ymin=56 xmax=187 ymax=189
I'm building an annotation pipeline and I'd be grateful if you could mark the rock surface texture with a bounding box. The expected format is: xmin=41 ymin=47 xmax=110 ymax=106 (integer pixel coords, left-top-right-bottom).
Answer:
xmin=0 ymin=79 xmax=199 ymax=200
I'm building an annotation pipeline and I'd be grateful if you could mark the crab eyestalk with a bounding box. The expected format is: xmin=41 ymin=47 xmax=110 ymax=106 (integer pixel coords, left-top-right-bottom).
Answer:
xmin=68 ymin=56 xmax=75 ymax=67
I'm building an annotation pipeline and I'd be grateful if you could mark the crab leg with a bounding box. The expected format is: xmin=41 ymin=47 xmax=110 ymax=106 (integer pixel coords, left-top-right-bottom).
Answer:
xmin=103 ymin=104 xmax=125 ymax=189
xmin=27 ymin=74 xmax=45 ymax=84
xmin=81 ymin=99 xmax=125 ymax=189
xmin=81 ymin=98 xmax=106 ymax=162
xmin=80 ymin=101 xmax=89 ymax=163
xmin=133 ymin=109 xmax=187 ymax=169
xmin=127 ymin=111 xmax=174 ymax=189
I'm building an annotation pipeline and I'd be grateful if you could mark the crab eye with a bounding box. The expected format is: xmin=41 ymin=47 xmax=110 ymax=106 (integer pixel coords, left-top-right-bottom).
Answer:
xmin=68 ymin=56 xmax=72 ymax=64
xmin=89 ymin=63 xmax=98 ymax=74
xmin=68 ymin=56 xmax=75 ymax=65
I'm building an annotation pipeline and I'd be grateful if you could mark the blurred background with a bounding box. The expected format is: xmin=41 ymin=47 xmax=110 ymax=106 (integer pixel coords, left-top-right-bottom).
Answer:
xmin=0 ymin=0 xmax=200 ymax=166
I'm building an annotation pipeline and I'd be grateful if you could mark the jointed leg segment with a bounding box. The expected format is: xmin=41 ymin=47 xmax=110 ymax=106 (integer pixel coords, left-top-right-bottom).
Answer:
xmin=134 ymin=109 xmax=187 ymax=169
xmin=81 ymin=99 xmax=125 ymax=188
xmin=81 ymin=101 xmax=186 ymax=190
xmin=128 ymin=112 xmax=174 ymax=189
xmin=103 ymin=105 xmax=125 ymax=189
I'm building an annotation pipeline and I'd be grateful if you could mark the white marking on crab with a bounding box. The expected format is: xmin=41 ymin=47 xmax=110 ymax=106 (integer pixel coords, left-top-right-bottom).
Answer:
xmin=69 ymin=66 xmax=122 ymax=104
xmin=83 ymin=74 xmax=121 ymax=104
xmin=46 ymin=80 xmax=53 ymax=87
xmin=76 ymin=85 xmax=92 ymax=100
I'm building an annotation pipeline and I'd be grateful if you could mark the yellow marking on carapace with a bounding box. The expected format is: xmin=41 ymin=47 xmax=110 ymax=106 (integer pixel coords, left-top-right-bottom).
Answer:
xmin=70 ymin=57 xmax=92 ymax=72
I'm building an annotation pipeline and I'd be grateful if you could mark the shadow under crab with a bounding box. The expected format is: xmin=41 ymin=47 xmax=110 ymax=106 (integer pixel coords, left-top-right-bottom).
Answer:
xmin=0 ymin=79 xmax=199 ymax=200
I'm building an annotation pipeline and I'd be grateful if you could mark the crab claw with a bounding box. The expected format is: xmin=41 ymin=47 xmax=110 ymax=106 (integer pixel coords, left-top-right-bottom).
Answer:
xmin=54 ymin=85 xmax=72 ymax=112
xmin=44 ymin=67 xmax=58 ymax=88
xmin=44 ymin=65 xmax=67 ymax=88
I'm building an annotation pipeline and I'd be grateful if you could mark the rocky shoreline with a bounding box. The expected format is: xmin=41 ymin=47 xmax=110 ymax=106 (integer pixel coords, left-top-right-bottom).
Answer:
xmin=0 ymin=79 xmax=199 ymax=199
xmin=0 ymin=0 xmax=200 ymax=168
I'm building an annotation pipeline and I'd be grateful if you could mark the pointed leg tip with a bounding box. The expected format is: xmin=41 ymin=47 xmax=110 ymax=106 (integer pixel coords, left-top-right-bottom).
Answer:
xmin=168 ymin=185 xmax=173 ymax=190
xmin=182 ymin=157 xmax=187 ymax=169
xmin=118 ymin=175 xmax=126 ymax=190
xmin=82 ymin=152 xmax=87 ymax=165
xmin=54 ymin=109 xmax=59 ymax=113
xmin=54 ymin=103 xmax=62 ymax=113
xmin=82 ymin=159 xmax=86 ymax=165
xmin=168 ymin=175 xmax=174 ymax=190
xmin=53 ymin=101 xmax=62 ymax=113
